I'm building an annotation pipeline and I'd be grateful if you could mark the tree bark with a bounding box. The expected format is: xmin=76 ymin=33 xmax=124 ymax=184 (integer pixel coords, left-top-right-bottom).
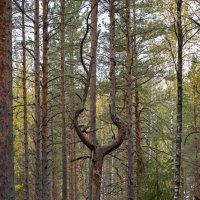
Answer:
xmin=125 ymin=1 xmax=134 ymax=199
xmin=174 ymin=0 xmax=183 ymax=199
xmin=69 ymin=62 xmax=77 ymax=200
xmin=34 ymin=0 xmax=42 ymax=199
xmin=74 ymin=1 xmax=126 ymax=199
xmin=91 ymin=148 xmax=104 ymax=200
xmin=0 ymin=0 xmax=15 ymax=199
xmin=42 ymin=0 xmax=50 ymax=199
xmin=51 ymin=120 xmax=58 ymax=200
xmin=22 ymin=1 xmax=29 ymax=199
xmin=89 ymin=1 xmax=98 ymax=199
xmin=60 ymin=0 xmax=68 ymax=199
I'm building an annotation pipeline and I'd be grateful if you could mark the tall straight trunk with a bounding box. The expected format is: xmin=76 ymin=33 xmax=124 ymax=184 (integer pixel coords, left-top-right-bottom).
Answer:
xmin=60 ymin=0 xmax=68 ymax=199
xmin=134 ymin=63 xmax=142 ymax=200
xmin=34 ymin=0 xmax=42 ymax=199
xmin=51 ymin=120 xmax=58 ymax=200
xmin=22 ymin=1 xmax=29 ymax=199
xmin=91 ymin=148 xmax=104 ymax=200
xmin=88 ymin=1 xmax=98 ymax=199
xmin=42 ymin=0 xmax=50 ymax=199
xmin=69 ymin=63 xmax=77 ymax=200
xmin=0 ymin=0 xmax=15 ymax=199
xmin=125 ymin=0 xmax=134 ymax=199
xmin=174 ymin=0 xmax=183 ymax=199
xmin=132 ymin=1 xmax=142 ymax=199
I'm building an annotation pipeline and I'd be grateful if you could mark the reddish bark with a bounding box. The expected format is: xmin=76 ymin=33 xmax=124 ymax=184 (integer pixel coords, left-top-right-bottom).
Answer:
xmin=0 ymin=0 xmax=15 ymax=199
xmin=60 ymin=0 xmax=68 ymax=199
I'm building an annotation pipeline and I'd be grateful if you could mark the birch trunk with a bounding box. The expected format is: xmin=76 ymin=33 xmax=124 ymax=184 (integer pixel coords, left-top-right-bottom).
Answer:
xmin=174 ymin=0 xmax=183 ymax=199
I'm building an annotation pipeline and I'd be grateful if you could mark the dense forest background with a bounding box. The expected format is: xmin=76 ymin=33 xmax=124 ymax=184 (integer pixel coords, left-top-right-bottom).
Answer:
xmin=0 ymin=0 xmax=200 ymax=200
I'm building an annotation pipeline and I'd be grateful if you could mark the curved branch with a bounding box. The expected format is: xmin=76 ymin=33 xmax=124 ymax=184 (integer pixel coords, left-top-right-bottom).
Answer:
xmin=102 ymin=0 xmax=126 ymax=156
xmin=74 ymin=104 xmax=94 ymax=150
xmin=184 ymin=131 xmax=200 ymax=145
xmin=74 ymin=7 xmax=97 ymax=151
xmin=80 ymin=6 xmax=96 ymax=74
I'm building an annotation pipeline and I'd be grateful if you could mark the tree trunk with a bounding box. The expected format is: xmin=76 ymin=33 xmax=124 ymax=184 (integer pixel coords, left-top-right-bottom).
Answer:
xmin=135 ymin=74 xmax=142 ymax=200
xmin=132 ymin=0 xmax=142 ymax=199
xmin=22 ymin=0 xmax=29 ymax=199
xmin=0 ymin=0 xmax=15 ymax=199
xmin=89 ymin=1 xmax=98 ymax=199
xmin=69 ymin=63 xmax=77 ymax=200
xmin=51 ymin=120 xmax=58 ymax=200
xmin=42 ymin=0 xmax=50 ymax=199
xmin=174 ymin=0 xmax=183 ymax=199
xmin=125 ymin=1 xmax=134 ymax=199
xmin=34 ymin=0 xmax=42 ymax=199
xmin=60 ymin=0 xmax=68 ymax=199
xmin=74 ymin=1 xmax=126 ymax=200
xmin=91 ymin=148 xmax=104 ymax=200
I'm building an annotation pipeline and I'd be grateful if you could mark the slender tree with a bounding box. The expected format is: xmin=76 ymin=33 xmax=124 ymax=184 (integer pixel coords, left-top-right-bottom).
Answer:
xmin=60 ymin=0 xmax=68 ymax=199
xmin=34 ymin=0 xmax=42 ymax=199
xmin=42 ymin=0 xmax=50 ymax=198
xmin=88 ymin=0 xmax=98 ymax=199
xmin=125 ymin=0 xmax=134 ymax=199
xmin=174 ymin=0 xmax=183 ymax=199
xmin=22 ymin=0 xmax=29 ymax=199
xmin=51 ymin=119 xmax=58 ymax=200
xmin=0 ymin=0 xmax=15 ymax=199
xmin=69 ymin=64 xmax=77 ymax=200
xmin=132 ymin=0 xmax=142 ymax=199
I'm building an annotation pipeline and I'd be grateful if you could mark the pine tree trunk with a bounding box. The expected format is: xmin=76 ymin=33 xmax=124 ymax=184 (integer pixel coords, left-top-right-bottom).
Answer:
xmin=89 ymin=1 xmax=98 ymax=199
xmin=69 ymin=63 xmax=77 ymax=200
xmin=34 ymin=0 xmax=42 ymax=199
xmin=60 ymin=0 xmax=68 ymax=199
xmin=174 ymin=0 xmax=183 ymax=199
xmin=132 ymin=1 xmax=142 ymax=199
xmin=22 ymin=1 xmax=29 ymax=199
xmin=42 ymin=0 xmax=50 ymax=199
xmin=135 ymin=80 xmax=142 ymax=200
xmin=74 ymin=1 xmax=126 ymax=200
xmin=91 ymin=148 xmax=104 ymax=200
xmin=0 ymin=0 xmax=15 ymax=199
xmin=51 ymin=120 xmax=58 ymax=200
xmin=125 ymin=1 xmax=134 ymax=199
